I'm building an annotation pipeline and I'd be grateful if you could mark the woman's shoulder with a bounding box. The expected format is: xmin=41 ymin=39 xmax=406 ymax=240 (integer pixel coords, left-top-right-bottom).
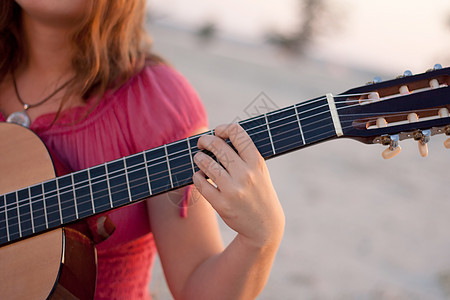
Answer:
xmin=109 ymin=62 xmax=208 ymax=152
xmin=106 ymin=63 xmax=200 ymax=114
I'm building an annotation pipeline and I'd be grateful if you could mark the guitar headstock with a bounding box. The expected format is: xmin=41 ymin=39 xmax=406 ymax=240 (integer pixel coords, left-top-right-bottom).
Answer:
xmin=336 ymin=64 xmax=450 ymax=158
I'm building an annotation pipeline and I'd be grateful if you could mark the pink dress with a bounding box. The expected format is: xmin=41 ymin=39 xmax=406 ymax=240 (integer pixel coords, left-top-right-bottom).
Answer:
xmin=0 ymin=64 xmax=208 ymax=299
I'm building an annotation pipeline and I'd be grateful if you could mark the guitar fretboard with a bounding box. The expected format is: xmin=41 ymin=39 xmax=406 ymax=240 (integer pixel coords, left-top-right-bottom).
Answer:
xmin=0 ymin=95 xmax=340 ymax=246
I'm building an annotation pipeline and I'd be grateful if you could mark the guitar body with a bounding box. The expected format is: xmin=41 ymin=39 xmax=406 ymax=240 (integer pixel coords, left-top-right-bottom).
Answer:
xmin=0 ymin=123 xmax=96 ymax=299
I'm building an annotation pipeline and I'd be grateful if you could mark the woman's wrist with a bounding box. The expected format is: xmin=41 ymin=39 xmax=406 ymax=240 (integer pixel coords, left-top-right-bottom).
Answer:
xmin=235 ymin=216 xmax=285 ymax=253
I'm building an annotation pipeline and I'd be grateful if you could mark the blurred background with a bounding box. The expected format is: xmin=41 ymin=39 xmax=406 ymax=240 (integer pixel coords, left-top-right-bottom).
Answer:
xmin=146 ymin=1 xmax=450 ymax=299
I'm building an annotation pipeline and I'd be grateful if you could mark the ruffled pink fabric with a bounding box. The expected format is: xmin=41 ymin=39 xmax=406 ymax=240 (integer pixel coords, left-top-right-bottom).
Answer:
xmin=0 ymin=64 xmax=208 ymax=299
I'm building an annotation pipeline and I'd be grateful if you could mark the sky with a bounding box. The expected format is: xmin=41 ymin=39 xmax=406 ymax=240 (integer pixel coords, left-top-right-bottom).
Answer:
xmin=148 ymin=0 xmax=450 ymax=74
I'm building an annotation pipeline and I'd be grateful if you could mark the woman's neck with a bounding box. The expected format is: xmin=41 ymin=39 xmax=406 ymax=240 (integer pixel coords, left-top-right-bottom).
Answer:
xmin=19 ymin=11 xmax=74 ymax=81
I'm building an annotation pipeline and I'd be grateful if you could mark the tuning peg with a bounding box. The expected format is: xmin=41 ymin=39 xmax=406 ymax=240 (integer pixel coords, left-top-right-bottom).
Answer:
xmin=382 ymin=145 xmax=402 ymax=159
xmin=397 ymin=70 xmax=413 ymax=78
xmin=403 ymin=70 xmax=413 ymax=76
xmin=444 ymin=138 xmax=450 ymax=149
xmin=418 ymin=131 xmax=431 ymax=157
xmin=377 ymin=119 xmax=401 ymax=159
xmin=445 ymin=125 xmax=450 ymax=149
xmin=407 ymin=114 xmax=430 ymax=157
xmin=413 ymin=130 xmax=431 ymax=157
xmin=439 ymin=110 xmax=450 ymax=149
xmin=427 ymin=64 xmax=443 ymax=72
xmin=373 ymin=76 xmax=382 ymax=83
xmin=381 ymin=135 xmax=401 ymax=159
xmin=418 ymin=142 xmax=428 ymax=157
xmin=365 ymin=76 xmax=382 ymax=85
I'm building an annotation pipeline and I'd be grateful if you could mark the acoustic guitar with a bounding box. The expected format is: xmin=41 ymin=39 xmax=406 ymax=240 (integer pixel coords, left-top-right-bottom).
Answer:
xmin=1 ymin=66 xmax=449 ymax=299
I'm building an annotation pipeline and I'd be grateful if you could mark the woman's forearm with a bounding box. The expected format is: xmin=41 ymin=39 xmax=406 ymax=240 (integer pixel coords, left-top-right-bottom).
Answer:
xmin=181 ymin=230 xmax=283 ymax=300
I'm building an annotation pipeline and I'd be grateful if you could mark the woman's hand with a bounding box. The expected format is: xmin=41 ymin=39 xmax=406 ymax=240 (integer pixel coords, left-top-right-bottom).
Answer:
xmin=193 ymin=123 xmax=285 ymax=250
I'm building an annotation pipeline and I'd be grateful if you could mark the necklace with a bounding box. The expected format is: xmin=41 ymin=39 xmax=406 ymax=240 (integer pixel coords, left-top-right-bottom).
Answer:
xmin=6 ymin=73 xmax=72 ymax=128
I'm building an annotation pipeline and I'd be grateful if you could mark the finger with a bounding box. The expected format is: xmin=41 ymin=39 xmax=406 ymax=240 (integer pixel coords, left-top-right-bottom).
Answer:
xmin=192 ymin=171 xmax=224 ymax=211
xmin=197 ymin=134 xmax=242 ymax=173
xmin=193 ymin=151 xmax=230 ymax=187
xmin=214 ymin=123 xmax=260 ymax=163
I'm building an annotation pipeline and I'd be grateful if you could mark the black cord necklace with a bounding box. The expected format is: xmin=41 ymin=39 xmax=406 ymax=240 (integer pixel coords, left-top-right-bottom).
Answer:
xmin=6 ymin=73 xmax=73 ymax=128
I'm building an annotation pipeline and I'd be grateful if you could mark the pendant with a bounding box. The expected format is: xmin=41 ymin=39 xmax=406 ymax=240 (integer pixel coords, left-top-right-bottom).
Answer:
xmin=6 ymin=111 xmax=31 ymax=128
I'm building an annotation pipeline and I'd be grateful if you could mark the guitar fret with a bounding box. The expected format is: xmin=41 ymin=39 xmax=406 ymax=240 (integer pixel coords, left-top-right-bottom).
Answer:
xmin=326 ymin=93 xmax=343 ymax=137
xmin=15 ymin=189 xmax=32 ymax=237
xmin=239 ymin=115 xmax=273 ymax=157
xmin=124 ymin=154 xmax=150 ymax=201
xmin=146 ymin=148 xmax=170 ymax=194
xmin=123 ymin=157 xmax=133 ymax=202
xmin=164 ymin=144 xmax=174 ymax=189
xmin=294 ymin=104 xmax=306 ymax=145
xmin=4 ymin=195 xmax=10 ymax=242
xmin=28 ymin=187 xmax=35 ymax=234
xmin=42 ymin=183 xmax=49 ymax=229
xmin=0 ymin=195 xmax=7 ymax=244
xmin=55 ymin=179 xmax=63 ymax=225
xmin=44 ymin=180 xmax=61 ymax=227
xmin=30 ymin=184 xmax=46 ymax=233
xmin=5 ymin=193 xmax=19 ymax=240
xmin=105 ymin=162 xmax=114 ymax=208
xmin=106 ymin=160 xmax=129 ymax=207
xmin=87 ymin=168 xmax=95 ymax=214
xmin=143 ymin=152 xmax=153 ymax=196
xmin=264 ymin=113 xmax=276 ymax=155
xmin=89 ymin=165 xmax=112 ymax=213
xmin=71 ymin=173 xmax=79 ymax=219
xmin=15 ymin=191 xmax=22 ymax=238
xmin=187 ymin=137 xmax=196 ymax=175
xmin=298 ymin=97 xmax=335 ymax=145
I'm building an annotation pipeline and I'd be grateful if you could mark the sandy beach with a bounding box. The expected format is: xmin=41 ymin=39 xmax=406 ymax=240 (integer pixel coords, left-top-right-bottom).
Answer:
xmin=148 ymin=24 xmax=450 ymax=299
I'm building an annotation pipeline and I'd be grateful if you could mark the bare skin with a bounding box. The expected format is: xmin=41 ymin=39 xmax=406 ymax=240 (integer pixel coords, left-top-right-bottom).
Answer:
xmin=148 ymin=124 xmax=284 ymax=299
xmin=1 ymin=1 xmax=286 ymax=299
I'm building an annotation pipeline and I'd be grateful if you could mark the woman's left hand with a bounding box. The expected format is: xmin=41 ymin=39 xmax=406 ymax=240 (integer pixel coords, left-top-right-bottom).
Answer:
xmin=193 ymin=123 xmax=285 ymax=249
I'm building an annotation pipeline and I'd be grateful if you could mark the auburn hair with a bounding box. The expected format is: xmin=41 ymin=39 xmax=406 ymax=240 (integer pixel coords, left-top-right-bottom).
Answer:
xmin=0 ymin=0 xmax=160 ymax=108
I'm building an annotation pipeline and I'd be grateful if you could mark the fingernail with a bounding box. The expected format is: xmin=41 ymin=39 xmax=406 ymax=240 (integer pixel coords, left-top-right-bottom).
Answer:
xmin=194 ymin=152 xmax=204 ymax=163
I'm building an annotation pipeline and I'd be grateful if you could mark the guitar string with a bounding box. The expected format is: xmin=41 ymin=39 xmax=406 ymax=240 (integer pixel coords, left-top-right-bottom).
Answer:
xmin=1 ymin=93 xmax=368 ymax=205
xmin=0 ymin=95 xmax=366 ymax=220
xmin=1 ymin=93 xmax=444 ymax=233
xmin=1 ymin=107 xmax=434 ymax=234
xmin=1 ymin=125 xmax=341 ymax=233
xmin=0 ymin=100 xmax=441 ymax=226
xmin=1 ymin=110 xmax=444 ymax=235
xmin=0 ymin=91 xmax=401 ymax=214
xmin=0 ymin=94 xmax=340 ymax=212
xmin=3 ymin=87 xmax=444 ymax=214
xmin=0 ymin=115 xmax=346 ymax=232
xmin=0 ymin=101 xmax=443 ymax=222
xmin=0 ymin=114 xmax=336 ymax=227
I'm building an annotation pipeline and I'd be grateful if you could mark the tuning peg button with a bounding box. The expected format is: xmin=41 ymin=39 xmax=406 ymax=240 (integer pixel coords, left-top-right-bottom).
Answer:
xmin=416 ymin=130 xmax=431 ymax=158
xmin=382 ymin=145 xmax=402 ymax=159
xmin=418 ymin=142 xmax=428 ymax=157
xmin=444 ymin=138 xmax=450 ymax=149
xmin=381 ymin=135 xmax=401 ymax=159
xmin=427 ymin=64 xmax=443 ymax=72
xmin=373 ymin=76 xmax=382 ymax=83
